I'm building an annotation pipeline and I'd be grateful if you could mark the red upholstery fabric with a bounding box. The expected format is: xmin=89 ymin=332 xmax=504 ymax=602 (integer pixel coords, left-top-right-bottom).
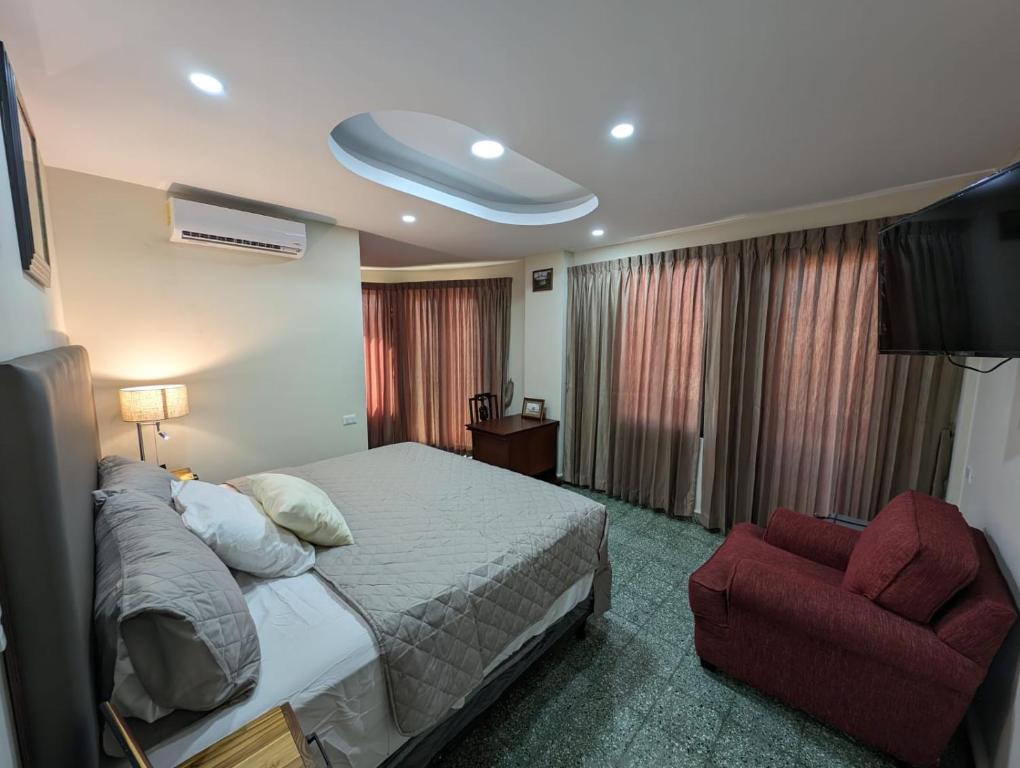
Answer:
xmin=689 ymin=509 xmax=1017 ymax=767
xmin=764 ymin=508 xmax=861 ymax=570
xmin=934 ymin=530 xmax=1018 ymax=668
xmin=843 ymin=491 xmax=979 ymax=623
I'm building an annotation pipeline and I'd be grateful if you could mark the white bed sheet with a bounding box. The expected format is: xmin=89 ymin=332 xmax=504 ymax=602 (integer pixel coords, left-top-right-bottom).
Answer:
xmin=147 ymin=570 xmax=594 ymax=768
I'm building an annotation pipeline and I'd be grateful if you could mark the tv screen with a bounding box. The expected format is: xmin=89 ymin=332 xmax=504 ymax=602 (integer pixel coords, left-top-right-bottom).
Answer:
xmin=878 ymin=161 xmax=1020 ymax=357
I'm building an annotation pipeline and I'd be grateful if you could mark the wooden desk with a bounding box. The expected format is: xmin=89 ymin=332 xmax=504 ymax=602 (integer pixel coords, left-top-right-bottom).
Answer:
xmin=467 ymin=414 xmax=559 ymax=480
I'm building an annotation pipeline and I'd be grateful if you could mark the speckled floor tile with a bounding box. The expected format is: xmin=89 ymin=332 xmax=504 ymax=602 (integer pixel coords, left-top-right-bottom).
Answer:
xmin=619 ymin=721 xmax=714 ymax=768
xmin=430 ymin=486 xmax=974 ymax=768
xmin=541 ymin=699 xmax=647 ymax=767
xmin=798 ymin=717 xmax=900 ymax=768
xmin=431 ymin=723 xmax=521 ymax=767
xmin=708 ymin=726 xmax=798 ymax=768
xmin=667 ymin=651 xmax=737 ymax=716
xmin=725 ymin=685 xmax=804 ymax=756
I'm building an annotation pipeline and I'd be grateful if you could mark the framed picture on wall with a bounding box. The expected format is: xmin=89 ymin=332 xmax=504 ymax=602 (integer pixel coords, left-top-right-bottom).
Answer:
xmin=532 ymin=267 xmax=553 ymax=292
xmin=1 ymin=42 xmax=52 ymax=288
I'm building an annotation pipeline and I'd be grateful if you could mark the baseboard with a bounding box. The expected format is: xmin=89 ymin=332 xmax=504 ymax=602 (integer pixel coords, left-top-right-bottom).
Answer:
xmin=966 ymin=710 xmax=991 ymax=768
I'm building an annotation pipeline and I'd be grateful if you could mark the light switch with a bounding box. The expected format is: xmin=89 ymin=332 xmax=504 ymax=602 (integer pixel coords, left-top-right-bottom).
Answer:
xmin=343 ymin=414 xmax=357 ymax=426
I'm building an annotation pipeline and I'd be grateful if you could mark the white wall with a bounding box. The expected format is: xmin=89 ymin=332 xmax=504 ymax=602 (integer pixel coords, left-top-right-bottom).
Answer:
xmin=0 ymin=131 xmax=65 ymax=362
xmin=572 ymin=172 xmax=987 ymax=267
xmin=946 ymin=364 xmax=1020 ymax=768
xmin=47 ymin=168 xmax=368 ymax=482
xmin=0 ymin=113 xmax=67 ymax=768
xmin=523 ymin=252 xmax=572 ymax=472
xmin=360 ymin=261 xmax=526 ymax=415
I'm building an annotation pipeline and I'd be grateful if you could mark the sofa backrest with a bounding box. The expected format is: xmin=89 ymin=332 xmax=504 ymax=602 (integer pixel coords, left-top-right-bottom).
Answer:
xmin=934 ymin=529 xmax=1018 ymax=668
xmin=843 ymin=491 xmax=979 ymax=623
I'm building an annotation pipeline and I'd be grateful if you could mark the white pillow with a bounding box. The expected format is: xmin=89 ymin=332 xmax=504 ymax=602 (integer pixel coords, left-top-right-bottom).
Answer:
xmin=171 ymin=480 xmax=315 ymax=578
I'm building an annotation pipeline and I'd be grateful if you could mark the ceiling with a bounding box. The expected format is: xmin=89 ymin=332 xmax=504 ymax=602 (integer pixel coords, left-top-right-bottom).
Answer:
xmin=3 ymin=0 xmax=1020 ymax=264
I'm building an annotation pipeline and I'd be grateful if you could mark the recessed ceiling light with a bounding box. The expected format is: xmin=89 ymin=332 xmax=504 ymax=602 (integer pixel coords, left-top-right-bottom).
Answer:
xmin=471 ymin=140 xmax=505 ymax=159
xmin=401 ymin=214 xmax=417 ymax=223
xmin=189 ymin=72 xmax=224 ymax=95
xmin=610 ymin=123 xmax=634 ymax=140
xmin=591 ymin=228 xmax=605 ymax=237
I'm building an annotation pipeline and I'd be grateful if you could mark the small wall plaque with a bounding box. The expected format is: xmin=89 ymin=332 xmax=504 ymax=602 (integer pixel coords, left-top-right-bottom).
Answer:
xmin=532 ymin=267 xmax=553 ymax=292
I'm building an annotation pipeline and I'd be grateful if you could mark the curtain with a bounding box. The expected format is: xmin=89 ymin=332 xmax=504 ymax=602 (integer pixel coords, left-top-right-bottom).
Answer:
xmin=700 ymin=220 xmax=962 ymax=530
xmin=362 ymin=278 xmax=511 ymax=453
xmin=563 ymin=252 xmax=705 ymax=517
xmin=564 ymin=220 xmax=963 ymax=533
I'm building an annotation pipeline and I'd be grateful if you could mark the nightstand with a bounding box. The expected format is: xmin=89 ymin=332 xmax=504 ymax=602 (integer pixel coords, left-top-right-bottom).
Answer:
xmin=177 ymin=704 xmax=318 ymax=768
xmin=467 ymin=414 xmax=559 ymax=481
xmin=102 ymin=701 xmax=327 ymax=768
xmin=169 ymin=466 xmax=199 ymax=481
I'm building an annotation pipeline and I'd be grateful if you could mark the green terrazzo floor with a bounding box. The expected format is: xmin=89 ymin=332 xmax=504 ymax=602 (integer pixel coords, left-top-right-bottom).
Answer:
xmin=431 ymin=487 xmax=975 ymax=768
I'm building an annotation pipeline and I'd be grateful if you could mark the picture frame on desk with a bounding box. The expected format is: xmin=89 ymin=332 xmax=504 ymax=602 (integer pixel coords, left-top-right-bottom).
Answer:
xmin=521 ymin=397 xmax=545 ymax=420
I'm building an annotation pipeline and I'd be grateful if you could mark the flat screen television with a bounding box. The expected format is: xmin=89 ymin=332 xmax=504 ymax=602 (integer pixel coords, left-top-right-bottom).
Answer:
xmin=879 ymin=161 xmax=1020 ymax=357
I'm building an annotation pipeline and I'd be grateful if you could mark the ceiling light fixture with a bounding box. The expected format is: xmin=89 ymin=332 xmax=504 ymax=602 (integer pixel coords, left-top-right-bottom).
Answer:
xmin=188 ymin=72 xmax=224 ymax=95
xmin=471 ymin=139 xmax=505 ymax=159
xmin=591 ymin=228 xmax=605 ymax=237
xmin=401 ymin=214 xmax=417 ymax=223
xmin=610 ymin=123 xmax=634 ymax=140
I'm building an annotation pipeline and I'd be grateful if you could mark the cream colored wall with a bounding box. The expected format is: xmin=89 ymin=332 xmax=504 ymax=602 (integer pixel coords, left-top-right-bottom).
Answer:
xmin=47 ymin=168 xmax=368 ymax=483
xmin=360 ymin=261 xmax=526 ymax=415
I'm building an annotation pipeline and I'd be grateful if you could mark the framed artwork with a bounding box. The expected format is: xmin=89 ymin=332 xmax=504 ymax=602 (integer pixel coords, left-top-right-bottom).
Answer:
xmin=1 ymin=43 xmax=51 ymax=288
xmin=532 ymin=267 xmax=553 ymax=292
xmin=521 ymin=397 xmax=545 ymax=420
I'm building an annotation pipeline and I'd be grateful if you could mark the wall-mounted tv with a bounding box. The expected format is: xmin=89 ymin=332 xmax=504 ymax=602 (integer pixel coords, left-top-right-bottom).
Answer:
xmin=879 ymin=161 xmax=1020 ymax=357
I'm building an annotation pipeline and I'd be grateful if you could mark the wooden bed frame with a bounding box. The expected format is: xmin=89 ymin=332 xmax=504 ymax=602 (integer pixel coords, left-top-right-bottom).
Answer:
xmin=0 ymin=345 xmax=594 ymax=768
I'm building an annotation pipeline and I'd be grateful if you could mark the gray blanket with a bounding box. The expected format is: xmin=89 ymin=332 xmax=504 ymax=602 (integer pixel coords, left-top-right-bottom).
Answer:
xmin=243 ymin=442 xmax=609 ymax=736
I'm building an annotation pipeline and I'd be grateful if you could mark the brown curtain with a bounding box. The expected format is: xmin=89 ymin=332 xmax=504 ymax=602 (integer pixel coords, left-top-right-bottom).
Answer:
xmin=563 ymin=252 xmax=705 ymax=517
xmin=700 ymin=220 xmax=962 ymax=531
xmin=362 ymin=278 xmax=511 ymax=453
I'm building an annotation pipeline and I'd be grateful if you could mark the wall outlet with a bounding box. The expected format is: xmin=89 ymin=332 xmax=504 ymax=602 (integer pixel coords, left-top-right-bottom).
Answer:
xmin=342 ymin=414 xmax=357 ymax=426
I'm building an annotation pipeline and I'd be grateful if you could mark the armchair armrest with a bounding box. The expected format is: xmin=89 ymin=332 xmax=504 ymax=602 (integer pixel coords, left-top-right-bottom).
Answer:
xmin=729 ymin=558 xmax=982 ymax=693
xmin=764 ymin=508 xmax=860 ymax=571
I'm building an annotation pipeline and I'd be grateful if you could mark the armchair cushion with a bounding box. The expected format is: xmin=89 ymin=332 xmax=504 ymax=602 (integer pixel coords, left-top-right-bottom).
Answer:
xmin=764 ymin=508 xmax=861 ymax=570
xmin=843 ymin=491 xmax=979 ymax=623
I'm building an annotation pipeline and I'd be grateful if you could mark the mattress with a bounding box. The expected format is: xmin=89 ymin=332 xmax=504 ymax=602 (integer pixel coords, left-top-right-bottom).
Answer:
xmin=146 ymin=569 xmax=594 ymax=768
xmin=274 ymin=443 xmax=610 ymax=735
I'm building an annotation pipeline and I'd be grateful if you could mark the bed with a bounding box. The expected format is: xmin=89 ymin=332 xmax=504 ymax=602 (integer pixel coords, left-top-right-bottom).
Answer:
xmin=0 ymin=346 xmax=611 ymax=768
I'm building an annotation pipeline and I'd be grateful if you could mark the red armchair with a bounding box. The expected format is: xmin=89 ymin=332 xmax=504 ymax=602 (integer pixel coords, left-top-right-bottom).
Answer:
xmin=688 ymin=492 xmax=1017 ymax=767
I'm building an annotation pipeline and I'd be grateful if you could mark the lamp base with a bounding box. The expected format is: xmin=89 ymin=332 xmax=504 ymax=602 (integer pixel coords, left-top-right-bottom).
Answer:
xmin=135 ymin=422 xmax=146 ymax=462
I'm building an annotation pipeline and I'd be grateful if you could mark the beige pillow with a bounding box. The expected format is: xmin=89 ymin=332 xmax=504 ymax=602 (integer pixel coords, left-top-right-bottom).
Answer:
xmin=245 ymin=473 xmax=354 ymax=547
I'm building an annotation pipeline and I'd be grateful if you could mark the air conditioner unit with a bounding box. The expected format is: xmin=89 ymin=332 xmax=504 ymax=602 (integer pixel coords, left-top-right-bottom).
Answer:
xmin=169 ymin=198 xmax=306 ymax=258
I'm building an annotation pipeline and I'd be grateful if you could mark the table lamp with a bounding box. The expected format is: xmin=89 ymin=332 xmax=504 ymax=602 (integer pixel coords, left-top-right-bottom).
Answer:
xmin=119 ymin=384 xmax=189 ymax=463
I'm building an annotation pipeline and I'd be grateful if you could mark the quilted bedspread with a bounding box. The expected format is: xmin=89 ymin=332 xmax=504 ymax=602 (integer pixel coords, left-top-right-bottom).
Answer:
xmin=251 ymin=442 xmax=610 ymax=736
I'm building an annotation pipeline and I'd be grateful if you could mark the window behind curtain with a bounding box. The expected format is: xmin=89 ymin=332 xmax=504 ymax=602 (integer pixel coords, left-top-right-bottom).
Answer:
xmin=362 ymin=278 xmax=511 ymax=453
xmin=563 ymin=253 xmax=705 ymax=516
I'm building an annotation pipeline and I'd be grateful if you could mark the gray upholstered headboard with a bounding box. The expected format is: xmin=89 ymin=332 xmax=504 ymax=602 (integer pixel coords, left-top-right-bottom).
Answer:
xmin=0 ymin=346 xmax=101 ymax=767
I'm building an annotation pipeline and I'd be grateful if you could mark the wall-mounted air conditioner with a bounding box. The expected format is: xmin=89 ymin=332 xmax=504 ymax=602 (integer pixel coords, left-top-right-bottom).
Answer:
xmin=169 ymin=198 xmax=306 ymax=258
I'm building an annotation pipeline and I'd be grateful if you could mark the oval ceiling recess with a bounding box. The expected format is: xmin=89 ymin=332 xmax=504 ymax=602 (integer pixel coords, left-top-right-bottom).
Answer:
xmin=329 ymin=111 xmax=598 ymax=226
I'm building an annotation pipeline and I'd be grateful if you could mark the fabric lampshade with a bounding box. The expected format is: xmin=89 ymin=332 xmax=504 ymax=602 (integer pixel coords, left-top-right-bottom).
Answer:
xmin=119 ymin=384 xmax=190 ymax=423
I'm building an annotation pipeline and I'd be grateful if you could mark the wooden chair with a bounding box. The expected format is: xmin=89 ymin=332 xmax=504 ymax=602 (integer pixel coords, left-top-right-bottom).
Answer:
xmin=468 ymin=392 xmax=500 ymax=423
